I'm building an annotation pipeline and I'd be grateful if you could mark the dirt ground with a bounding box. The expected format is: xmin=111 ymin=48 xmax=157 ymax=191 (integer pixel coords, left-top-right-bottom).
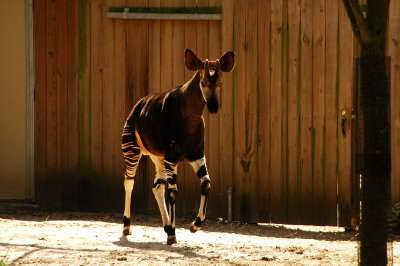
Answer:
xmin=0 ymin=203 xmax=399 ymax=265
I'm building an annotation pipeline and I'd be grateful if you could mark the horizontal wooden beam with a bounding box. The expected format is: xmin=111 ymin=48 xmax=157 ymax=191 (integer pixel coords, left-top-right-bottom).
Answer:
xmin=107 ymin=7 xmax=222 ymax=21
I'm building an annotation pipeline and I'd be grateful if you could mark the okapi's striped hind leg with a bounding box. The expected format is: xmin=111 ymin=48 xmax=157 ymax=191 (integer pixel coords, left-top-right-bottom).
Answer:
xmin=189 ymin=157 xmax=211 ymax=233
xmin=121 ymin=123 xmax=142 ymax=236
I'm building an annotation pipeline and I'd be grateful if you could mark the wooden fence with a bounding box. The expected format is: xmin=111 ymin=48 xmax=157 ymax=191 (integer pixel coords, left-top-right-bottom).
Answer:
xmin=34 ymin=0 xmax=400 ymax=227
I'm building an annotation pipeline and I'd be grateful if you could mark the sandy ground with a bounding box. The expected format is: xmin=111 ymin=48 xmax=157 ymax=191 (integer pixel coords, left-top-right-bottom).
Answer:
xmin=0 ymin=204 xmax=399 ymax=265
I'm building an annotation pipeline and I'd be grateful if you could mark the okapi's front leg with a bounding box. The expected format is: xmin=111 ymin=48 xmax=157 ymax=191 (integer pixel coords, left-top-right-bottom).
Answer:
xmin=152 ymin=154 xmax=178 ymax=245
xmin=164 ymin=159 xmax=178 ymax=245
xmin=189 ymin=156 xmax=211 ymax=233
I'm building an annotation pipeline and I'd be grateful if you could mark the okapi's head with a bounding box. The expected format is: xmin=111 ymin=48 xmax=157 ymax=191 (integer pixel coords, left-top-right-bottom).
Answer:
xmin=184 ymin=49 xmax=235 ymax=114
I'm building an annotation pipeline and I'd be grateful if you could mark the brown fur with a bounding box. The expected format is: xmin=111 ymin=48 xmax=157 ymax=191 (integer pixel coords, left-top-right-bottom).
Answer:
xmin=127 ymin=72 xmax=206 ymax=162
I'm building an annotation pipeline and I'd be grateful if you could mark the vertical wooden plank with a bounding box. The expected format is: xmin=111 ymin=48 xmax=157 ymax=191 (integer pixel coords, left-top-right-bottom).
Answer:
xmin=287 ymin=0 xmax=301 ymax=224
xmin=300 ymin=0 xmax=313 ymax=224
xmin=338 ymin=2 xmax=353 ymax=227
xmin=389 ymin=0 xmax=400 ymax=204
xmin=270 ymin=0 xmax=283 ymax=223
xmin=113 ymin=0 xmax=128 ymax=211
xmin=67 ymin=0 xmax=79 ymax=208
xmin=77 ymin=0 xmax=92 ymax=208
xmin=325 ymin=0 xmax=339 ymax=226
xmin=172 ymin=1 xmax=185 ymax=87
xmin=184 ymin=0 xmax=197 ymax=83
xmin=244 ymin=0 xmax=259 ymax=223
xmin=184 ymin=0 xmax=197 ymax=216
xmin=102 ymin=0 xmax=116 ymax=209
xmin=160 ymin=0 xmax=173 ymax=91
xmin=90 ymin=0 xmax=105 ymax=208
xmin=34 ymin=0 xmax=47 ymax=204
xmin=124 ymin=0 xmax=137 ymax=118
xmin=233 ymin=0 xmax=247 ymax=221
xmin=312 ymin=0 xmax=326 ymax=225
xmin=27 ymin=0 xmax=36 ymax=201
xmin=148 ymin=0 xmax=161 ymax=96
xmin=172 ymin=0 xmax=186 ymax=216
xmin=257 ymin=0 xmax=271 ymax=222
xmin=281 ymin=0 xmax=289 ymax=224
xmin=221 ymin=0 xmax=234 ymax=221
xmin=56 ymin=0 xmax=68 ymax=205
xmin=46 ymin=0 xmax=58 ymax=203
xmin=207 ymin=0 xmax=222 ymax=217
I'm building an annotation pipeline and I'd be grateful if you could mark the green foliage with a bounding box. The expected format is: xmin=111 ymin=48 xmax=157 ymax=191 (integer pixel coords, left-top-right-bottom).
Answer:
xmin=0 ymin=251 xmax=10 ymax=266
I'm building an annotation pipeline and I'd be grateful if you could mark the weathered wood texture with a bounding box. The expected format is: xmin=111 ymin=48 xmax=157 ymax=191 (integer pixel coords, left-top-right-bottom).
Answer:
xmin=228 ymin=0 xmax=358 ymax=226
xmin=34 ymin=0 xmax=400 ymax=226
xmin=389 ymin=0 xmax=400 ymax=205
xmin=34 ymin=0 xmax=80 ymax=207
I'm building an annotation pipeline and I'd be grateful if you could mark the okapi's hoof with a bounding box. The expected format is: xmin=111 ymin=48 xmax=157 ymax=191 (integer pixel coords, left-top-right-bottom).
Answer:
xmin=189 ymin=221 xmax=201 ymax=233
xmin=123 ymin=228 xmax=131 ymax=235
xmin=167 ymin=235 xmax=177 ymax=245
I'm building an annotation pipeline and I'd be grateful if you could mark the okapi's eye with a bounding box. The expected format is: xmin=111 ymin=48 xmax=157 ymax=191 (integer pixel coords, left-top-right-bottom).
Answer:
xmin=201 ymin=81 xmax=206 ymax=87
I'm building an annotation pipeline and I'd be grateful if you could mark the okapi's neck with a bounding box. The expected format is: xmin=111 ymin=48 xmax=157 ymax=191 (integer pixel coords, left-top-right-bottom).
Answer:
xmin=181 ymin=71 xmax=206 ymax=133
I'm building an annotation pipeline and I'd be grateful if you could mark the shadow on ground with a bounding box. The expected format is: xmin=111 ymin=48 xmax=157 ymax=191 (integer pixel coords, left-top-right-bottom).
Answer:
xmin=0 ymin=202 xmax=357 ymax=242
xmin=112 ymin=235 xmax=208 ymax=259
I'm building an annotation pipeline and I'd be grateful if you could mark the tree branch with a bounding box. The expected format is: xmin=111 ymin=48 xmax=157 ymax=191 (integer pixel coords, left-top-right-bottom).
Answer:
xmin=342 ymin=0 xmax=371 ymax=45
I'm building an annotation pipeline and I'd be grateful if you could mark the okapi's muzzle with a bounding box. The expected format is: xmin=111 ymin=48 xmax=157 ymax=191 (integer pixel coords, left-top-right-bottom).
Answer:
xmin=203 ymin=59 xmax=220 ymax=114
xmin=206 ymin=95 xmax=219 ymax=114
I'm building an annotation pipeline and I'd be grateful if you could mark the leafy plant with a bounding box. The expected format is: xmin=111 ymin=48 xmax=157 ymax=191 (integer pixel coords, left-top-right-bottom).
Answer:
xmin=0 ymin=251 xmax=9 ymax=266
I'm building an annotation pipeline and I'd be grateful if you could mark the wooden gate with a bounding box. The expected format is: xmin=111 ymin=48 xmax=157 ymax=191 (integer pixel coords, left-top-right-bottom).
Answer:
xmin=229 ymin=0 xmax=357 ymax=226
xmin=34 ymin=0 xmax=400 ymax=226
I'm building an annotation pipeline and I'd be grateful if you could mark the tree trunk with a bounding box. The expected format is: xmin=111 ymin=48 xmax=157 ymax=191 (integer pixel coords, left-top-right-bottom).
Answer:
xmin=358 ymin=55 xmax=391 ymax=265
xmin=340 ymin=1 xmax=390 ymax=264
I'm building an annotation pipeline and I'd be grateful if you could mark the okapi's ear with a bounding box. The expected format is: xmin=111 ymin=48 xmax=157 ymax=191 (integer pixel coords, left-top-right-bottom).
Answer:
xmin=185 ymin=49 xmax=203 ymax=71
xmin=219 ymin=51 xmax=235 ymax=72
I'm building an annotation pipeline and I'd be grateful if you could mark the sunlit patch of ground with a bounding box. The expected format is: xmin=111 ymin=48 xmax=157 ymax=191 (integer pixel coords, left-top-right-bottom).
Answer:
xmin=0 ymin=208 xmax=398 ymax=265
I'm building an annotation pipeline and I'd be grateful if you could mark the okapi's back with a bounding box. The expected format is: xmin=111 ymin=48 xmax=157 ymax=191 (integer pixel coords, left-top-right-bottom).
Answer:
xmin=124 ymin=83 xmax=205 ymax=162
xmin=125 ymin=89 xmax=170 ymax=156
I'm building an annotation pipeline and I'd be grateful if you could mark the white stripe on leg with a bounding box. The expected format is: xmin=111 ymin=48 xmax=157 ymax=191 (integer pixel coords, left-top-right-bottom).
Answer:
xmin=188 ymin=156 xmax=206 ymax=173
xmin=123 ymin=179 xmax=134 ymax=218
xmin=198 ymin=194 xmax=207 ymax=220
xmin=152 ymin=182 xmax=169 ymax=226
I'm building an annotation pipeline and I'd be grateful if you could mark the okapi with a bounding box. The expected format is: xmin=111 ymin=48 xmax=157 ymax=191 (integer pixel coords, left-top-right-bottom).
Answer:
xmin=121 ymin=49 xmax=235 ymax=245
